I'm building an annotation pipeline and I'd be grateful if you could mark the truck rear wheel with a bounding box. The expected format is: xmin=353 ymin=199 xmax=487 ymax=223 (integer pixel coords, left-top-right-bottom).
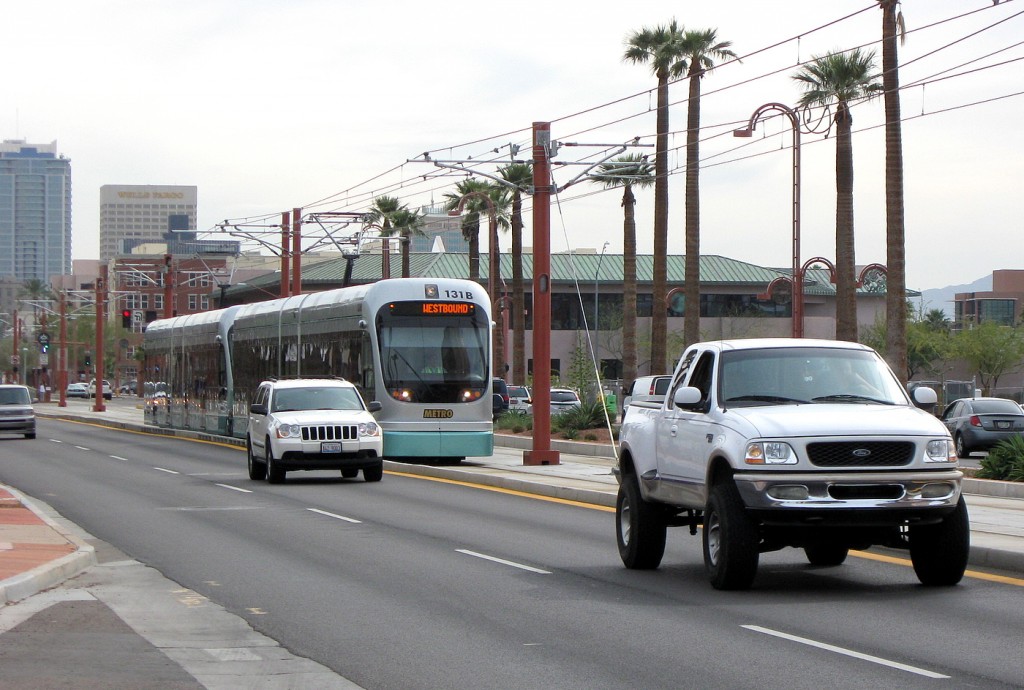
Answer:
xmin=616 ymin=475 xmax=666 ymax=569
xmin=703 ymin=481 xmax=759 ymax=590
xmin=910 ymin=496 xmax=969 ymax=586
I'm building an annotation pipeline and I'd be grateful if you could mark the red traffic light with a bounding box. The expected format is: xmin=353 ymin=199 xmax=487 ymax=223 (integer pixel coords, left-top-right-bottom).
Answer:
xmin=122 ymin=309 xmax=132 ymax=318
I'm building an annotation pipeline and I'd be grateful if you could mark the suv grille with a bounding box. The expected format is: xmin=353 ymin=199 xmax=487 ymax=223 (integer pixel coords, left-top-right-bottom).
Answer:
xmin=807 ymin=441 xmax=914 ymax=467
xmin=301 ymin=425 xmax=358 ymax=441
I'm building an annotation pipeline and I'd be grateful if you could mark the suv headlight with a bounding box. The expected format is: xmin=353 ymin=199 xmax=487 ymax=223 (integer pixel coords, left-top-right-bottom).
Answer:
xmin=745 ymin=441 xmax=797 ymax=465
xmin=275 ymin=423 xmax=302 ymax=439
xmin=359 ymin=421 xmax=381 ymax=437
xmin=926 ymin=438 xmax=957 ymax=463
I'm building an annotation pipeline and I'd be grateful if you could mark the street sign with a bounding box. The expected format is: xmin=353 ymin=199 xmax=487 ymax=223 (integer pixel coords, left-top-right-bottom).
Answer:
xmin=37 ymin=332 xmax=50 ymax=346
xmin=9 ymin=355 xmax=18 ymax=365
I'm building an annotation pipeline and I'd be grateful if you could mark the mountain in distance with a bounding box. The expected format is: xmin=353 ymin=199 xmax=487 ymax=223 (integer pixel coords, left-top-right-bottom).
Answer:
xmin=912 ymin=274 xmax=992 ymax=318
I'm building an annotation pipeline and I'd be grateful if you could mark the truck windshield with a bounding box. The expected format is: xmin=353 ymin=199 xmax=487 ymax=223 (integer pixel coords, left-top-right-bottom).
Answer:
xmin=720 ymin=347 xmax=907 ymax=406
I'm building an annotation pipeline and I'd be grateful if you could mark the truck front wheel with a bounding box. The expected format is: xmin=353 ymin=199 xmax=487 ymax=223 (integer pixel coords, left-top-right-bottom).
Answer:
xmin=909 ymin=496 xmax=970 ymax=586
xmin=703 ymin=481 xmax=759 ymax=590
xmin=616 ymin=476 xmax=666 ymax=569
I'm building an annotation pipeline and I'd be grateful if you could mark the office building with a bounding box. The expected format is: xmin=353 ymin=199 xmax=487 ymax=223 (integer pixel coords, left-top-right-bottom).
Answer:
xmin=0 ymin=139 xmax=72 ymax=283
xmin=99 ymin=184 xmax=197 ymax=261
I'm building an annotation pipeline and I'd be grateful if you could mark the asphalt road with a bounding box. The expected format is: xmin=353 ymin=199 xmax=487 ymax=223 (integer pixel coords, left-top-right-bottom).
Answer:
xmin=1 ymin=417 xmax=1023 ymax=689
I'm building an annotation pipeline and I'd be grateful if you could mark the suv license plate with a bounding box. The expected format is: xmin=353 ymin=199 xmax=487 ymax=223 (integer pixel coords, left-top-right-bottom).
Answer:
xmin=321 ymin=442 xmax=342 ymax=453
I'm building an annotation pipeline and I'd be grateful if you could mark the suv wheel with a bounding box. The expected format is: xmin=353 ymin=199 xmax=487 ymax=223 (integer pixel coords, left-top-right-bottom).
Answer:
xmin=265 ymin=438 xmax=286 ymax=484
xmin=363 ymin=462 xmax=384 ymax=483
xmin=247 ymin=438 xmax=266 ymax=481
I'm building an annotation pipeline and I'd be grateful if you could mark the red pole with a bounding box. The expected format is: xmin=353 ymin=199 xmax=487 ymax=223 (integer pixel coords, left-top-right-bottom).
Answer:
xmin=58 ymin=292 xmax=67 ymax=407
xmin=94 ymin=265 xmax=106 ymax=412
xmin=524 ymin=122 xmax=559 ymax=466
xmin=280 ymin=212 xmax=290 ymax=297
xmin=292 ymin=208 xmax=302 ymax=296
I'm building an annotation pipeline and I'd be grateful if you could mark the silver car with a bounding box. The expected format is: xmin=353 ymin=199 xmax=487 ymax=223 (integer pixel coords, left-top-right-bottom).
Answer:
xmin=0 ymin=385 xmax=35 ymax=439
xmin=940 ymin=397 xmax=1024 ymax=457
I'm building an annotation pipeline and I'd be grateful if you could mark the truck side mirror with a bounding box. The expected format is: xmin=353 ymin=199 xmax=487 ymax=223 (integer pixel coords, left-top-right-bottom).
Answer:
xmin=673 ymin=386 xmax=703 ymax=409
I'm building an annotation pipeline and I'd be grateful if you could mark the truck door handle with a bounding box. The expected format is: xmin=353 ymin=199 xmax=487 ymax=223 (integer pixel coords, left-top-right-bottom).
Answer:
xmin=670 ymin=425 xmax=678 ymax=437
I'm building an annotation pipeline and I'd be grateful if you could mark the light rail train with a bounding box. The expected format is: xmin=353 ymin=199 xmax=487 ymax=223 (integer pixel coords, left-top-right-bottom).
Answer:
xmin=143 ymin=278 xmax=494 ymax=461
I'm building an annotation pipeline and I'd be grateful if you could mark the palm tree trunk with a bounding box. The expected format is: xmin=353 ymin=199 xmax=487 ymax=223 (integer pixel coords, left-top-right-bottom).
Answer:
xmin=650 ymin=72 xmax=670 ymax=374
xmin=401 ymin=230 xmax=410 ymax=278
xmin=512 ymin=193 xmax=526 ymax=385
xmin=466 ymin=218 xmax=480 ymax=282
xmin=834 ymin=103 xmax=858 ymax=342
xmin=683 ymin=64 xmax=702 ymax=347
xmin=881 ymin=0 xmax=908 ymax=381
xmin=623 ymin=185 xmax=638 ymax=392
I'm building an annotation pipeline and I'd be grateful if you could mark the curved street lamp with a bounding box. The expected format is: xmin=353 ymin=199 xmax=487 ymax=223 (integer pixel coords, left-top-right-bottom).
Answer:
xmin=734 ymin=102 xmax=804 ymax=337
xmin=448 ymin=192 xmax=503 ymax=378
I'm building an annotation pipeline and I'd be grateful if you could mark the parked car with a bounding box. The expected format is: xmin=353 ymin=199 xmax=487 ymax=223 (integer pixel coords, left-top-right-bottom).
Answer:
xmin=507 ymin=385 xmax=531 ymax=413
xmin=526 ymin=388 xmax=582 ymax=415
xmin=0 ymin=384 xmax=35 ymax=438
xmin=88 ymin=379 xmax=112 ymax=400
xmin=492 ymin=378 xmax=510 ymax=420
xmin=940 ymin=397 xmax=1024 ymax=457
xmin=66 ymin=382 xmax=89 ymax=398
xmin=622 ymin=375 xmax=672 ymax=418
xmin=246 ymin=378 xmax=384 ymax=484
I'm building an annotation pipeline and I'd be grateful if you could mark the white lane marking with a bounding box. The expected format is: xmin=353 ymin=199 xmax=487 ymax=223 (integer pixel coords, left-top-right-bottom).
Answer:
xmin=216 ymin=483 xmax=253 ymax=493
xmin=110 ymin=455 xmax=129 ymax=462
xmin=153 ymin=467 xmax=179 ymax=474
xmin=742 ymin=625 xmax=950 ymax=679
xmin=455 ymin=549 xmax=551 ymax=575
xmin=74 ymin=445 xmax=89 ymax=451
xmin=49 ymin=439 xmax=63 ymax=444
xmin=307 ymin=508 xmax=361 ymax=524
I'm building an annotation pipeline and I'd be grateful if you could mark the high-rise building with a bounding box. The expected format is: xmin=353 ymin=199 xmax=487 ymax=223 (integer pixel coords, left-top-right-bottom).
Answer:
xmin=0 ymin=139 xmax=72 ymax=283
xmin=99 ymin=184 xmax=197 ymax=261
xmin=410 ymin=204 xmax=468 ymax=252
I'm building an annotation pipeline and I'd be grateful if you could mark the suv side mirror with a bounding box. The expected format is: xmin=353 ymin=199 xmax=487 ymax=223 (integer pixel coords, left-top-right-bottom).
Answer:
xmin=367 ymin=401 xmax=383 ymax=413
xmin=249 ymin=403 xmax=268 ymax=416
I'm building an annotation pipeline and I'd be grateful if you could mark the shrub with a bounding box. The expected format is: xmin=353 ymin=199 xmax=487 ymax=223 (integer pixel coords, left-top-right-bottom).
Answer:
xmin=977 ymin=435 xmax=1024 ymax=482
xmin=556 ymin=401 xmax=608 ymax=430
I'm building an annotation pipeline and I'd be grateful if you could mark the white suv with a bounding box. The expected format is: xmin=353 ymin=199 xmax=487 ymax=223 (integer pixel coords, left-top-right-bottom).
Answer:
xmin=247 ymin=379 xmax=384 ymax=484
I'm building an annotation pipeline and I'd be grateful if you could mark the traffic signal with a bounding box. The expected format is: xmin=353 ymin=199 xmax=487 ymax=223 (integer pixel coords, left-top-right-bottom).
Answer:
xmin=84 ymin=352 xmax=92 ymax=367
xmin=122 ymin=309 xmax=132 ymax=329
xmin=41 ymin=343 xmax=48 ymax=354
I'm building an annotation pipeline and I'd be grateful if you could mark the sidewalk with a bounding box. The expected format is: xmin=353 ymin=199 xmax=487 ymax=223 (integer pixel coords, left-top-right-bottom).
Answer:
xmin=4 ymin=398 xmax=1024 ymax=605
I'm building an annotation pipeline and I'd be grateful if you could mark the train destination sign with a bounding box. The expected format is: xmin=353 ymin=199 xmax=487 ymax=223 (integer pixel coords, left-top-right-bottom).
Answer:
xmin=389 ymin=301 xmax=476 ymax=317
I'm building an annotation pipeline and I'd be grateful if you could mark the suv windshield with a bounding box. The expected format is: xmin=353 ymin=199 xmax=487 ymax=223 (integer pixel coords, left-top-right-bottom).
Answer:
xmin=272 ymin=387 xmax=364 ymax=412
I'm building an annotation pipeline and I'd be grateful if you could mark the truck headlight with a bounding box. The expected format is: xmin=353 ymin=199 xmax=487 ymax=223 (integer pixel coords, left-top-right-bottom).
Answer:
xmin=926 ymin=438 xmax=957 ymax=463
xmin=275 ymin=424 xmax=302 ymax=439
xmin=745 ymin=441 xmax=796 ymax=465
xmin=359 ymin=421 xmax=381 ymax=437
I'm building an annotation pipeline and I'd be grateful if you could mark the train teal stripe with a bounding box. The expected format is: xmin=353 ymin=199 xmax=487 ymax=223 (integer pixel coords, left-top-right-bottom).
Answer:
xmin=384 ymin=431 xmax=493 ymax=458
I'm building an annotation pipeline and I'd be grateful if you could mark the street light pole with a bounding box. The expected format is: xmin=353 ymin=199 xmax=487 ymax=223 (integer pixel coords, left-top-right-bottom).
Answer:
xmin=734 ymin=103 xmax=803 ymax=337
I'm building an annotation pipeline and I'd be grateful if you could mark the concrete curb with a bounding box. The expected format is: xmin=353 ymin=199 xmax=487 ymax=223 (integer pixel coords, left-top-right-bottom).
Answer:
xmin=0 ymin=487 xmax=97 ymax=605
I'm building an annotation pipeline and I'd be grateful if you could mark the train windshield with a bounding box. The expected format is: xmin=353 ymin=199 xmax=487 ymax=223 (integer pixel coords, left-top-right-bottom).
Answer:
xmin=377 ymin=301 xmax=489 ymax=403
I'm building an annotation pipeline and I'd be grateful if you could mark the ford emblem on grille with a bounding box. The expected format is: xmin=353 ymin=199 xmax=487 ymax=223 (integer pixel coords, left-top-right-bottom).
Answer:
xmin=852 ymin=448 xmax=872 ymax=457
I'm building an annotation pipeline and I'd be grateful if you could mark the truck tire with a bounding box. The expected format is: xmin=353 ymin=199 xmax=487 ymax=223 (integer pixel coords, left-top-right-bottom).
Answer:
xmin=804 ymin=544 xmax=849 ymax=567
xmin=910 ymin=496 xmax=970 ymax=586
xmin=616 ymin=475 xmax=666 ymax=569
xmin=703 ymin=481 xmax=759 ymax=590
xmin=247 ymin=438 xmax=266 ymax=481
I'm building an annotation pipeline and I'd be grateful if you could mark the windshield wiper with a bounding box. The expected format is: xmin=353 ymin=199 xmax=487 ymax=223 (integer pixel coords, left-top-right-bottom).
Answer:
xmin=812 ymin=394 xmax=893 ymax=405
xmin=725 ymin=394 xmax=809 ymax=405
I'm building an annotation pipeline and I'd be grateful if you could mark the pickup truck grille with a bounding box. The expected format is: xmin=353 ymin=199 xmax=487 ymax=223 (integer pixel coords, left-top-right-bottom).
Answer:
xmin=301 ymin=425 xmax=358 ymax=441
xmin=807 ymin=441 xmax=914 ymax=467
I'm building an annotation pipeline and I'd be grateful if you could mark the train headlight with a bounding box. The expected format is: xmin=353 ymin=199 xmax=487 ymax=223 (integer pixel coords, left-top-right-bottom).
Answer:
xmin=390 ymin=388 xmax=415 ymax=402
xmin=275 ymin=423 xmax=302 ymax=439
xmin=359 ymin=421 xmax=381 ymax=437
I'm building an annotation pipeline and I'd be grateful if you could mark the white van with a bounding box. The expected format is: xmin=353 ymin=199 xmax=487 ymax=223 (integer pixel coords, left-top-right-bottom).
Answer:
xmin=622 ymin=375 xmax=671 ymax=418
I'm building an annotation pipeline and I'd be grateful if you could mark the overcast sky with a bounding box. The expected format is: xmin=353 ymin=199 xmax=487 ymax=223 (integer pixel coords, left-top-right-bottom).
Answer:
xmin=4 ymin=0 xmax=1021 ymax=293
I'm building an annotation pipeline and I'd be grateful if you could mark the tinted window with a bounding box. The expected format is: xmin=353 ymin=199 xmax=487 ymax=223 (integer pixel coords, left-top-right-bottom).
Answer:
xmin=551 ymin=391 xmax=579 ymax=402
xmin=0 ymin=388 xmax=30 ymax=405
xmin=971 ymin=399 xmax=1022 ymax=415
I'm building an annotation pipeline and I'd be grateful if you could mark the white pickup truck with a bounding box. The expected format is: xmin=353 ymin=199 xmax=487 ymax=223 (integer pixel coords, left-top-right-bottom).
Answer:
xmin=614 ymin=338 xmax=969 ymax=590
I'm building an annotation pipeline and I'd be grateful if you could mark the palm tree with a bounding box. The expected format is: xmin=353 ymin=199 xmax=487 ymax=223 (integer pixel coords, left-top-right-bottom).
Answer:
xmin=879 ymin=0 xmax=908 ymax=384
xmin=443 ymin=178 xmax=493 ymax=282
xmin=389 ymin=207 xmax=425 ymax=278
xmin=367 ymin=195 xmax=403 ymax=276
xmin=498 ymin=162 xmax=532 ymax=385
xmin=678 ymin=29 xmax=737 ymax=348
xmin=793 ymin=48 xmax=879 ymax=342
xmin=591 ymin=154 xmax=654 ymax=392
xmin=624 ymin=20 xmax=686 ymax=374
